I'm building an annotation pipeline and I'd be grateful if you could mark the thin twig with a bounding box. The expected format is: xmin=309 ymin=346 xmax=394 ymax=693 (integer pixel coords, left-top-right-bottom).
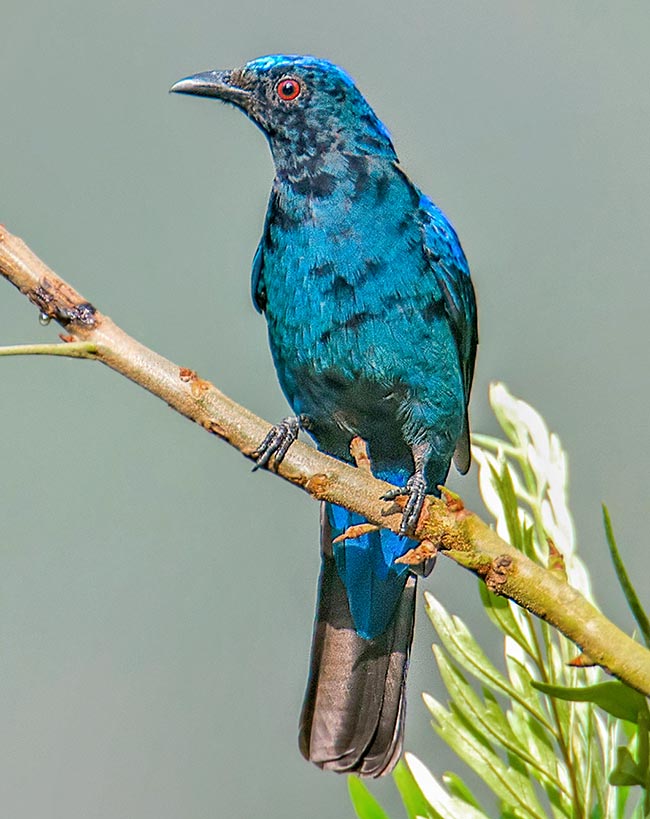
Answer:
xmin=0 ymin=341 xmax=97 ymax=358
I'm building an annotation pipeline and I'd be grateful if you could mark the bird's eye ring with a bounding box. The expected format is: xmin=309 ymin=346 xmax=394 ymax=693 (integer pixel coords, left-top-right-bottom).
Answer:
xmin=276 ymin=78 xmax=302 ymax=101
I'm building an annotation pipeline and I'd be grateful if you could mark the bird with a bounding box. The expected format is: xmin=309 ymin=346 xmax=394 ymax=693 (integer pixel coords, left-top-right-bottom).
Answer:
xmin=171 ymin=55 xmax=477 ymax=777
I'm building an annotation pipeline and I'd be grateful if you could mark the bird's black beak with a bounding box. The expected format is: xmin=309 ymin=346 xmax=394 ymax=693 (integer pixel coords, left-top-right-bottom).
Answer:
xmin=170 ymin=70 xmax=252 ymax=109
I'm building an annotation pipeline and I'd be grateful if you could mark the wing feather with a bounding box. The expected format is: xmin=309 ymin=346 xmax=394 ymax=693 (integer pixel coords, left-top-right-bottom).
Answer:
xmin=420 ymin=197 xmax=478 ymax=473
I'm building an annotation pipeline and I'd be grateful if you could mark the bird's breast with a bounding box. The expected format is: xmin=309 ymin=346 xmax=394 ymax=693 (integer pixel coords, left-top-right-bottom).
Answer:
xmin=257 ymin=160 xmax=462 ymax=445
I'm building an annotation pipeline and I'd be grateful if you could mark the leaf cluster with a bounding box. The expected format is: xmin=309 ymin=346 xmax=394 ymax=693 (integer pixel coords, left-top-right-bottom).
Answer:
xmin=351 ymin=384 xmax=650 ymax=819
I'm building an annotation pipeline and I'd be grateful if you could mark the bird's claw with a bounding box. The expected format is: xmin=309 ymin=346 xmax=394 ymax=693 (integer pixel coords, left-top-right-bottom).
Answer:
xmin=381 ymin=472 xmax=428 ymax=535
xmin=252 ymin=415 xmax=304 ymax=471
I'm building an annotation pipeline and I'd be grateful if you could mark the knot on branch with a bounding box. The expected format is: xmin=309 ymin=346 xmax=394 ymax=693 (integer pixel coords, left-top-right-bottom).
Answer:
xmin=305 ymin=473 xmax=330 ymax=499
xmin=179 ymin=367 xmax=211 ymax=398
xmin=485 ymin=554 xmax=514 ymax=592
xmin=31 ymin=277 xmax=97 ymax=329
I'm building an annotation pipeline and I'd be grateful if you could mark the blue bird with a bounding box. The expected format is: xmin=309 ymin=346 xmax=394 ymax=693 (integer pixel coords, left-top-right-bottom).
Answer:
xmin=171 ymin=55 xmax=477 ymax=777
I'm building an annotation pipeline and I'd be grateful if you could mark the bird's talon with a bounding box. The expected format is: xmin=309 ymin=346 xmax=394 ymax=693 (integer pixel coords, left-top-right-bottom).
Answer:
xmin=251 ymin=416 xmax=303 ymax=471
xmin=382 ymin=473 xmax=427 ymax=535
xmin=380 ymin=487 xmax=402 ymax=502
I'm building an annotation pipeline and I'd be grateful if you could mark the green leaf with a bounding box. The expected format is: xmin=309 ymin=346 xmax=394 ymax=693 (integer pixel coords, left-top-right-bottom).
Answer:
xmin=487 ymin=388 xmax=522 ymax=449
xmin=393 ymin=760 xmax=435 ymax=819
xmin=531 ymin=680 xmax=647 ymax=724
xmin=434 ymin=393 xmax=647 ymax=819
xmin=504 ymin=653 xmax=560 ymax=738
xmin=405 ymin=754 xmax=490 ymax=819
xmin=441 ymin=771 xmax=484 ymax=810
xmin=348 ymin=777 xmax=392 ymax=819
xmin=603 ymin=505 xmax=650 ymax=648
xmin=488 ymin=463 xmax=524 ymax=552
xmin=638 ymin=708 xmax=650 ymax=770
xmin=434 ymin=644 xmax=562 ymax=797
xmin=434 ymin=647 xmax=518 ymax=749
xmin=479 ymin=582 xmax=535 ymax=656
xmin=425 ymin=592 xmax=551 ymax=729
xmin=609 ymin=746 xmax=645 ymax=787
xmin=521 ymin=524 xmax=535 ymax=561
xmin=507 ymin=701 xmax=572 ymax=818
xmin=424 ymin=694 xmax=548 ymax=819
xmin=493 ymin=687 xmax=567 ymax=799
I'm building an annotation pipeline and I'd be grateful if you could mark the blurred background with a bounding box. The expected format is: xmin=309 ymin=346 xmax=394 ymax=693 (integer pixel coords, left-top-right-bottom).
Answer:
xmin=1 ymin=2 xmax=649 ymax=817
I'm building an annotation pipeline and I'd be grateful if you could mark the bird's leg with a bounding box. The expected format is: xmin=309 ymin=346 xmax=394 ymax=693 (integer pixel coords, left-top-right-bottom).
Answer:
xmin=251 ymin=414 xmax=309 ymax=471
xmin=381 ymin=442 xmax=431 ymax=535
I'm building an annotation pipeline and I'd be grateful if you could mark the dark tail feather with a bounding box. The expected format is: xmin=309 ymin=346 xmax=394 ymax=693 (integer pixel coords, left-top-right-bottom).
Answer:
xmin=299 ymin=506 xmax=416 ymax=777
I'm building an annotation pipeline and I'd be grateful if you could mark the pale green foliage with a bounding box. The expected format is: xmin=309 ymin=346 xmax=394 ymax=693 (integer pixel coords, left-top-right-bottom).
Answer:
xmin=351 ymin=384 xmax=648 ymax=819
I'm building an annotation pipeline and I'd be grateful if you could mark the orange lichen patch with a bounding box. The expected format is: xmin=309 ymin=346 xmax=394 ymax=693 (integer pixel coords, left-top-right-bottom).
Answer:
xmin=350 ymin=436 xmax=372 ymax=473
xmin=305 ymin=473 xmax=329 ymax=499
xmin=332 ymin=522 xmax=380 ymax=543
xmin=59 ymin=334 xmax=75 ymax=343
xmin=179 ymin=367 xmax=211 ymax=398
xmin=568 ymin=652 xmax=598 ymax=668
xmin=395 ymin=539 xmax=438 ymax=566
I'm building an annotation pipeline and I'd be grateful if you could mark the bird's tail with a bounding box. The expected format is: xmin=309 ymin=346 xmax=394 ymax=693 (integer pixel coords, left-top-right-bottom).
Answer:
xmin=299 ymin=504 xmax=416 ymax=777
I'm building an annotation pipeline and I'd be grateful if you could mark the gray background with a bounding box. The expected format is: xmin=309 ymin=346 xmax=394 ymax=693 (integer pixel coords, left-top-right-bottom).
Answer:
xmin=1 ymin=2 xmax=649 ymax=817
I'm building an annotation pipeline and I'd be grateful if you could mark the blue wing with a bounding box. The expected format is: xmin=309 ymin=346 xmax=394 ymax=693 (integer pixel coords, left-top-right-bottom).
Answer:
xmin=251 ymin=240 xmax=267 ymax=313
xmin=419 ymin=195 xmax=478 ymax=473
xmin=251 ymin=190 xmax=281 ymax=314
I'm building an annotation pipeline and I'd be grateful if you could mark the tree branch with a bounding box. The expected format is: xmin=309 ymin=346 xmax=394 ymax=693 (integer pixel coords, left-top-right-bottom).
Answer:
xmin=2 ymin=224 xmax=649 ymax=695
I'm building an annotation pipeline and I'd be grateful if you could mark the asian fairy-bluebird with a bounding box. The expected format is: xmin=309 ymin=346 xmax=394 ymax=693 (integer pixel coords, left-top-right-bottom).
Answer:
xmin=171 ymin=54 xmax=477 ymax=777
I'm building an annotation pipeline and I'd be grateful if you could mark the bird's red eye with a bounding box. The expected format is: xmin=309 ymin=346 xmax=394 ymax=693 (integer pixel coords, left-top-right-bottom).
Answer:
xmin=276 ymin=78 xmax=301 ymax=101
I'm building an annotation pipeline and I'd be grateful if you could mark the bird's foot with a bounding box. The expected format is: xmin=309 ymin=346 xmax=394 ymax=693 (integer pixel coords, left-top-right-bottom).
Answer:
xmin=252 ymin=415 xmax=306 ymax=471
xmin=381 ymin=471 xmax=428 ymax=535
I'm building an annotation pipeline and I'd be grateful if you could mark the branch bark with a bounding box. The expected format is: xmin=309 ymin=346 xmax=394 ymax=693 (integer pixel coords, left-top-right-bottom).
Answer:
xmin=2 ymin=224 xmax=649 ymax=695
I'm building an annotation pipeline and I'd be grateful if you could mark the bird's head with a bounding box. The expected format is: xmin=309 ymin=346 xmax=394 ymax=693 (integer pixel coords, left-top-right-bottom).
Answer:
xmin=170 ymin=55 xmax=396 ymax=168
